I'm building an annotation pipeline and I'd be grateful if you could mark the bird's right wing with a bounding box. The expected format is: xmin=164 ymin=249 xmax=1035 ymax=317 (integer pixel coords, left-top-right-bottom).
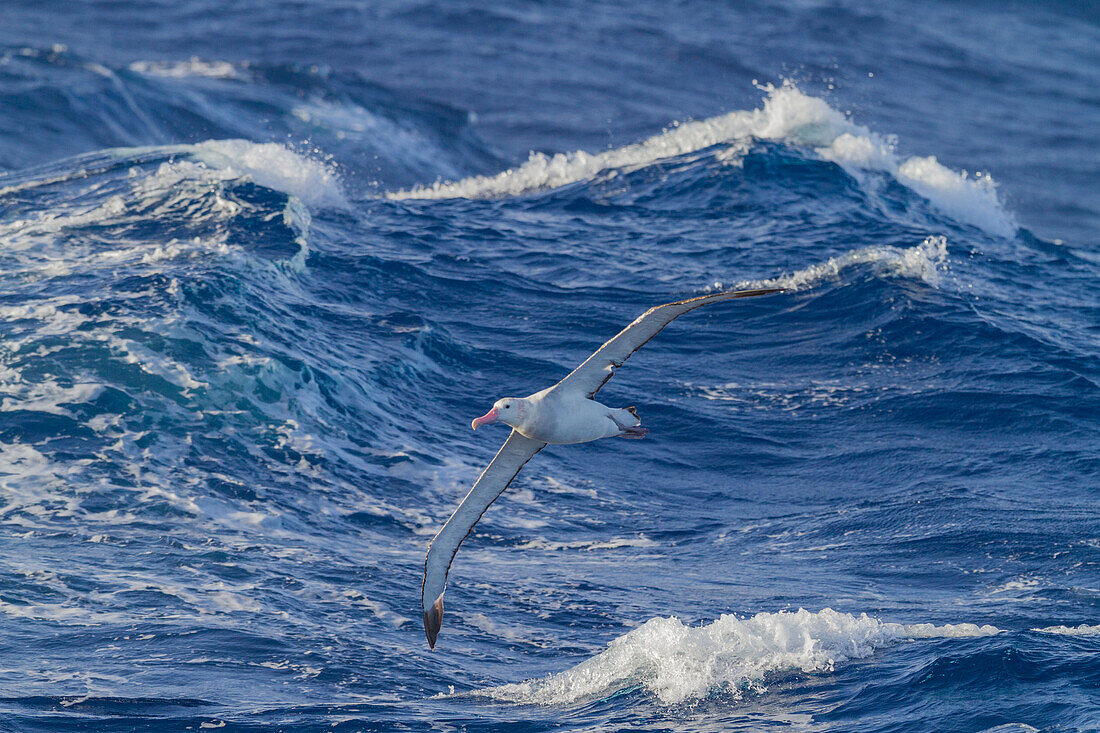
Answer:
xmin=555 ymin=287 xmax=784 ymax=398
xmin=421 ymin=429 xmax=546 ymax=649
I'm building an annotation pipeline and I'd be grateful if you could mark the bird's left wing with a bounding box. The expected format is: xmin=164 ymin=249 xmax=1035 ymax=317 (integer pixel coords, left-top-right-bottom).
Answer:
xmin=422 ymin=429 xmax=546 ymax=649
xmin=555 ymin=287 xmax=784 ymax=398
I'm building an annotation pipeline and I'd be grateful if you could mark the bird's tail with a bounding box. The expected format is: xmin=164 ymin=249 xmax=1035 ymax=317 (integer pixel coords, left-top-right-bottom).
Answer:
xmin=619 ymin=406 xmax=641 ymax=426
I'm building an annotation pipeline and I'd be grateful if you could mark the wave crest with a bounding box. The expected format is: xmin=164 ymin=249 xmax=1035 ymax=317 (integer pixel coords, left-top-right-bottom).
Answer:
xmin=473 ymin=608 xmax=1001 ymax=706
xmin=717 ymin=235 xmax=949 ymax=292
xmin=389 ymin=83 xmax=1015 ymax=237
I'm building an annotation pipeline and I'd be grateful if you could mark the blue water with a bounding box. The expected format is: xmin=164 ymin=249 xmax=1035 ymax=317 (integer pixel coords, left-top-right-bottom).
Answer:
xmin=0 ymin=2 xmax=1097 ymax=731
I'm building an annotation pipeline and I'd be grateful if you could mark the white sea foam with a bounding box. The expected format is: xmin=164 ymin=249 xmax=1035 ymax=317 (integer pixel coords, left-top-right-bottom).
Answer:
xmin=0 ymin=140 xmax=340 ymax=283
xmin=0 ymin=139 xmax=342 ymax=535
xmin=515 ymin=536 xmax=656 ymax=552
xmin=114 ymin=139 xmax=344 ymax=210
xmin=390 ymin=84 xmax=1015 ymax=237
xmin=0 ymin=381 xmax=103 ymax=417
xmin=129 ymin=58 xmax=245 ymax=80
xmin=0 ymin=599 xmax=129 ymax=625
xmin=692 ymin=379 xmax=877 ymax=413
xmin=186 ymin=139 xmax=345 ymax=209
xmin=0 ymin=442 xmax=85 ymax=524
xmin=389 ymin=84 xmax=838 ymax=201
xmin=894 ymin=157 xmax=1010 ymax=235
xmin=715 ymin=235 xmax=948 ymax=292
xmin=0 ymin=568 xmax=270 ymax=626
xmin=890 ymin=622 xmax=1002 ymax=639
xmin=1033 ymin=624 xmax=1100 ymax=636
xmin=473 ymin=608 xmax=1004 ymax=706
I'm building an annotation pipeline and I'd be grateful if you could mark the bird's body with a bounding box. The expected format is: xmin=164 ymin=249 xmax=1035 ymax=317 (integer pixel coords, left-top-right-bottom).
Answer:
xmin=500 ymin=387 xmax=642 ymax=444
xmin=421 ymin=286 xmax=784 ymax=649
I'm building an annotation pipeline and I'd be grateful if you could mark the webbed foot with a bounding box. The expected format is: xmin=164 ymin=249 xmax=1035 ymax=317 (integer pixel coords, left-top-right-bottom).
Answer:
xmin=608 ymin=412 xmax=648 ymax=438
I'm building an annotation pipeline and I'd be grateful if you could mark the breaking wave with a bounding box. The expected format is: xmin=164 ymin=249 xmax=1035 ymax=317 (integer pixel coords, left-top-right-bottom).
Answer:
xmin=389 ymin=84 xmax=1016 ymax=238
xmin=470 ymin=608 xmax=1097 ymax=706
xmin=721 ymin=235 xmax=949 ymax=292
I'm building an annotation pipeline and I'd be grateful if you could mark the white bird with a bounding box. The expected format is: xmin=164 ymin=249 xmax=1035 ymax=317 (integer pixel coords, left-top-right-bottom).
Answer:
xmin=421 ymin=286 xmax=784 ymax=649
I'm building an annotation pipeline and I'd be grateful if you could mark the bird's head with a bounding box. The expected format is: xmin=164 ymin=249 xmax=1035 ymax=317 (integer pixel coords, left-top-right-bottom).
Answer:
xmin=471 ymin=398 xmax=528 ymax=430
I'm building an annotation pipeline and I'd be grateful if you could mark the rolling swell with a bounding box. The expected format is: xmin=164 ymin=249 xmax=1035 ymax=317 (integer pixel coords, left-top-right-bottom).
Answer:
xmin=0 ymin=11 xmax=1097 ymax=731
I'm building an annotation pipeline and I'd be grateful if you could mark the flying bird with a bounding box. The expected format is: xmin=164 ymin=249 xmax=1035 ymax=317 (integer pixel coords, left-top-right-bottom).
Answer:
xmin=421 ymin=287 xmax=784 ymax=649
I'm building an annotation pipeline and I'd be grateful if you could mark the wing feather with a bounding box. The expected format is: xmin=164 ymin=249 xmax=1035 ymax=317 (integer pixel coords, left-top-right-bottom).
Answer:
xmin=555 ymin=287 xmax=783 ymax=398
xmin=421 ymin=429 xmax=546 ymax=649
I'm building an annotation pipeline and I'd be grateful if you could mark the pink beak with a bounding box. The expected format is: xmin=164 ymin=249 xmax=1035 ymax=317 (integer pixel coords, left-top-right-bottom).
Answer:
xmin=471 ymin=408 xmax=499 ymax=430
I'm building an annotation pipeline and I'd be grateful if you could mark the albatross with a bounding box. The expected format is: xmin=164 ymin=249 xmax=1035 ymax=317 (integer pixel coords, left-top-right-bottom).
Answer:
xmin=421 ymin=286 xmax=784 ymax=649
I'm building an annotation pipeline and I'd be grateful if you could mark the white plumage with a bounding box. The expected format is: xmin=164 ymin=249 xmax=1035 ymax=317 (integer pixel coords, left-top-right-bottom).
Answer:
xmin=421 ymin=286 xmax=784 ymax=649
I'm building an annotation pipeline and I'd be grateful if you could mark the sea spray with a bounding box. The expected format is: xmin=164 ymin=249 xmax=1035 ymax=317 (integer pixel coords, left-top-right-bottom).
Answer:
xmin=389 ymin=84 xmax=1015 ymax=238
xmin=471 ymin=608 xmax=1004 ymax=706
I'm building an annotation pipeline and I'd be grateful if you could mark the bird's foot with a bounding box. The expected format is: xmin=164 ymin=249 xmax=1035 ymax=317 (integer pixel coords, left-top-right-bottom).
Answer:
xmin=617 ymin=425 xmax=648 ymax=439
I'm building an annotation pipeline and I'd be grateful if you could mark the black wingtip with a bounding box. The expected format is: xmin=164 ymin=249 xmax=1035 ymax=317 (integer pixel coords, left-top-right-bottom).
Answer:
xmin=732 ymin=287 xmax=786 ymax=298
xmin=423 ymin=595 xmax=444 ymax=650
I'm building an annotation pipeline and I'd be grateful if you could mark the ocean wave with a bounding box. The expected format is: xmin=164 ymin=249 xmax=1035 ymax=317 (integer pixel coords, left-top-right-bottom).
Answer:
xmin=1 ymin=139 xmax=342 ymax=214
xmin=0 ymin=140 xmax=339 ymax=282
xmin=471 ymin=608 xmax=1005 ymax=706
xmin=291 ymin=100 xmax=466 ymax=180
xmin=719 ymin=235 xmax=948 ymax=292
xmin=471 ymin=605 xmax=1099 ymax=710
xmin=388 ymin=83 xmax=843 ymax=201
xmin=0 ymin=139 xmax=353 ymax=536
xmin=389 ymin=83 xmax=1015 ymax=238
xmin=183 ymin=140 xmax=345 ymax=210
xmin=1033 ymin=624 xmax=1100 ymax=636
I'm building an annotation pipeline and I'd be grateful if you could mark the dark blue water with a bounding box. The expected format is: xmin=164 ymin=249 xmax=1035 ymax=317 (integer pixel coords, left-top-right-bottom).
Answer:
xmin=0 ymin=2 xmax=1097 ymax=731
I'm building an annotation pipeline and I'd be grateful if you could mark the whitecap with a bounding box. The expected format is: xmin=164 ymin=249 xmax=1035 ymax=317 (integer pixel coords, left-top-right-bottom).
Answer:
xmin=129 ymin=58 xmax=245 ymax=80
xmin=107 ymin=139 xmax=344 ymax=210
xmin=0 ymin=140 xmax=340 ymax=286
xmin=472 ymin=608 xmax=1003 ymax=706
xmin=1032 ymin=624 xmax=1100 ymax=636
xmin=0 ymin=381 xmax=103 ymax=418
xmin=186 ymin=139 xmax=345 ymax=210
xmin=888 ymin=622 xmax=1002 ymax=638
xmin=714 ymin=235 xmax=949 ymax=292
xmin=388 ymin=83 xmax=842 ymax=201
xmin=389 ymin=83 xmax=1016 ymax=238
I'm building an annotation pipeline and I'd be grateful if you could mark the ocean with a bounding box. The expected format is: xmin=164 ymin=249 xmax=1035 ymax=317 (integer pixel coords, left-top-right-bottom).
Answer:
xmin=0 ymin=1 xmax=1097 ymax=731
